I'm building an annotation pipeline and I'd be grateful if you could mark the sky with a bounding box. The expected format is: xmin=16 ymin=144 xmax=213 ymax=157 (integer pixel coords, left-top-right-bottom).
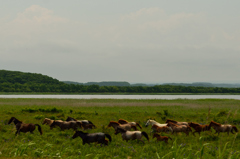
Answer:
xmin=1 ymin=1 xmax=240 ymax=84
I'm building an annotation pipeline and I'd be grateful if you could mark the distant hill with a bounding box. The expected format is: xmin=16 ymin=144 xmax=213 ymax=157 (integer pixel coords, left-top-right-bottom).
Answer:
xmin=162 ymin=82 xmax=240 ymax=88
xmin=0 ymin=70 xmax=63 ymax=84
xmin=62 ymin=81 xmax=131 ymax=86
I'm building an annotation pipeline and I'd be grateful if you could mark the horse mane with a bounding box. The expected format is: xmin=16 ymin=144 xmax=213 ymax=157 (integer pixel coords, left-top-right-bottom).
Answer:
xmin=210 ymin=121 xmax=221 ymax=126
xmin=109 ymin=121 xmax=120 ymax=125
xmin=66 ymin=116 xmax=77 ymax=121
xmin=8 ymin=117 xmax=22 ymax=124
xmin=166 ymin=119 xmax=177 ymax=123
xmin=189 ymin=122 xmax=201 ymax=126
xmin=118 ymin=119 xmax=128 ymax=122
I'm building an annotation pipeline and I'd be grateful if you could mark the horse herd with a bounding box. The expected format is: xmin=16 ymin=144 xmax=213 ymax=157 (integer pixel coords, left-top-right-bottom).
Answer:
xmin=7 ymin=117 xmax=239 ymax=146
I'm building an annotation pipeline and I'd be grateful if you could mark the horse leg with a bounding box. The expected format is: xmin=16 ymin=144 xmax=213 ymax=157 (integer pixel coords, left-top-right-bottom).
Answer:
xmin=193 ymin=131 xmax=196 ymax=137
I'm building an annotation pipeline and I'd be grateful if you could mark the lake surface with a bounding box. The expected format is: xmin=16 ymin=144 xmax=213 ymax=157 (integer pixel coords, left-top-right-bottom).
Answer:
xmin=0 ymin=95 xmax=240 ymax=100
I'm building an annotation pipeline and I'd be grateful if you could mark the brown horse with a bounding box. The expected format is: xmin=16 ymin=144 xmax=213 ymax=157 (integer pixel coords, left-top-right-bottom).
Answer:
xmin=108 ymin=121 xmax=137 ymax=131
xmin=165 ymin=119 xmax=188 ymax=126
xmin=209 ymin=121 xmax=238 ymax=135
xmin=115 ymin=127 xmax=149 ymax=143
xmin=50 ymin=120 xmax=82 ymax=131
xmin=151 ymin=124 xmax=169 ymax=133
xmin=167 ymin=122 xmax=192 ymax=136
xmin=153 ymin=133 xmax=172 ymax=144
xmin=188 ymin=122 xmax=211 ymax=136
xmin=66 ymin=117 xmax=96 ymax=130
xmin=72 ymin=131 xmax=112 ymax=146
xmin=42 ymin=118 xmax=63 ymax=127
xmin=8 ymin=117 xmax=42 ymax=135
xmin=118 ymin=119 xmax=142 ymax=129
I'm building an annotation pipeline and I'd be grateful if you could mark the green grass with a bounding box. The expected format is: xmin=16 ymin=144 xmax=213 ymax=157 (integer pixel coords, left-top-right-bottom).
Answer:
xmin=0 ymin=98 xmax=240 ymax=158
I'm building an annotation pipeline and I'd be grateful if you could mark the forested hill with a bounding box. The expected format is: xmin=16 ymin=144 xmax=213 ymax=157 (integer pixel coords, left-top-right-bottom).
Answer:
xmin=0 ymin=70 xmax=62 ymax=84
xmin=0 ymin=70 xmax=240 ymax=93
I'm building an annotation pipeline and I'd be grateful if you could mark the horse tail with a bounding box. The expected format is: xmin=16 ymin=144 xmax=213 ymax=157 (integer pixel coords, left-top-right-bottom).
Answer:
xmin=105 ymin=134 xmax=112 ymax=142
xmin=136 ymin=123 xmax=142 ymax=129
xmin=232 ymin=126 xmax=238 ymax=132
xmin=35 ymin=124 xmax=43 ymax=135
xmin=187 ymin=126 xmax=192 ymax=132
xmin=141 ymin=131 xmax=149 ymax=142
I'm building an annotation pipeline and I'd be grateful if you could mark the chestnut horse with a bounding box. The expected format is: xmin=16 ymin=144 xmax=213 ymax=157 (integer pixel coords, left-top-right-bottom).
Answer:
xmin=115 ymin=127 xmax=149 ymax=143
xmin=108 ymin=121 xmax=137 ymax=131
xmin=167 ymin=122 xmax=192 ymax=136
xmin=153 ymin=133 xmax=172 ymax=144
xmin=209 ymin=121 xmax=238 ymax=135
xmin=118 ymin=119 xmax=142 ymax=129
xmin=72 ymin=131 xmax=111 ymax=146
xmin=165 ymin=119 xmax=188 ymax=126
xmin=50 ymin=120 xmax=82 ymax=131
xmin=151 ymin=124 xmax=169 ymax=133
xmin=188 ymin=122 xmax=211 ymax=136
xmin=66 ymin=117 xmax=96 ymax=130
xmin=8 ymin=117 xmax=42 ymax=135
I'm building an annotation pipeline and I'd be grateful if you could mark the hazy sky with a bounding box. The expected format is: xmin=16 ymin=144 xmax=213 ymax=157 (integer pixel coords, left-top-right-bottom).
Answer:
xmin=1 ymin=1 xmax=240 ymax=83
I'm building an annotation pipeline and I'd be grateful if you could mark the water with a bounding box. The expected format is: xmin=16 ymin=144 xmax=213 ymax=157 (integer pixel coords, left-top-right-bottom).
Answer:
xmin=0 ymin=95 xmax=239 ymax=100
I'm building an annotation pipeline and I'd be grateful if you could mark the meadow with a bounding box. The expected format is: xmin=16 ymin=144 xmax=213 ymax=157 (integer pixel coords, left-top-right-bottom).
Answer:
xmin=0 ymin=98 xmax=240 ymax=159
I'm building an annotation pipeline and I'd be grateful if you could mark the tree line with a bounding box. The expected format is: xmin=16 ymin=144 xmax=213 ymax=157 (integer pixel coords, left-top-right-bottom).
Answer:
xmin=0 ymin=70 xmax=240 ymax=93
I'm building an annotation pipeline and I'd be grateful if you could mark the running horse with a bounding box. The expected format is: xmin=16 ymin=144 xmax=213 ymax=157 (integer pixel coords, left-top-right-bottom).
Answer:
xmin=8 ymin=117 xmax=43 ymax=135
xmin=42 ymin=118 xmax=63 ymax=127
xmin=114 ymin=127 xmax=149 ymax=143
xmin=118 ymin=119 xmax=142 ymax=129
xmin=108 ymin=121 xmax=137 ymax=131
xmin=50 ymin=120 xmax=82 ymax=131
xmin=66 ymin=117 xmax=96 ymax=130
xmin=166 ymin=122 xmax=192 ymax=136
xmin=151 ymin=124 xmax=169 ymax=133
xmin=188 ymin=122 xmax=211 ymax=136
xmin=72 ymin=131 xmax=112 ymax=146
xmin=209 ymin=120 xmax=238 ymax=135
xmin=145 ymin=119 xmax=172 ymax=133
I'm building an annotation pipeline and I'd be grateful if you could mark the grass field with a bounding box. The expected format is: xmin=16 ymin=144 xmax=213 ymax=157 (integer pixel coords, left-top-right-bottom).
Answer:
xmin=0 ymin=98 xmax=240 ymax=159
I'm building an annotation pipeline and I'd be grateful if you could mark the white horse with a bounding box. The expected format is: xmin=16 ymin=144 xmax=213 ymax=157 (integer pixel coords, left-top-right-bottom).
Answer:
xmin=145 ymin=119 xmax=172 ymax=133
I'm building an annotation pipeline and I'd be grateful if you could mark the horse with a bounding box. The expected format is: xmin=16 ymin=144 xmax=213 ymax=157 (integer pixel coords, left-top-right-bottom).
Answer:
xmin=188 ymin=122 xmax=211 ymax=136
xmin=50 ymin=120 xmax=82 ymax=131
xmin=152 ymin=133 xmax=172 ymax=144
xmin=42 ymin=118 xmax=63 ymax=127
xmin=145 ymin=119 xmax=172 ymax=133
xmin=114 ymin=127 xmax=149 ymax=143
xmin=108 ymin=121 xmax=137 ymax=131
xmin=165 ymin=119 xmax=188 ymax=126
xmin=72 ymin=131 xmax=112 ymax=146
xmin=66 ymin=117 xmax=96 ymax=130
xmin=118 ymin=119 xmax=142 ymax=129
xmin=8 ymin=117 xmax=42 ymax=135
xmin=209 ymin=121 xmax=238 ymax=135
xmin=151 ymin=124 xmax=169 ymax=133
xmin=166 ymin=122 xmax=192 ymax=136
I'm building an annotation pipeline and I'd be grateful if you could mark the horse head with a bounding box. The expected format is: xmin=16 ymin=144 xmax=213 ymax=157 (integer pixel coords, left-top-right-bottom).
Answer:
xmin=114 ymin=127 xmax=126 ymax=135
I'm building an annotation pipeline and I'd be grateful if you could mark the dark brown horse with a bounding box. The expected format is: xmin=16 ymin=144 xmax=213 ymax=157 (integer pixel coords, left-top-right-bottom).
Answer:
xmin=72 ymin=131 xmax=112 ymax=146
xmin=188 ymin=122 xmax=211 ymax=136
xmin=153 ymin=133 xmax=172 ymax=144
xmin=8 ymin=117 xmax=42 ymax=135
xmin=209 ymin=120 xmax=238 ymax=135
xmin=118 ymin=119 xmax=142 ymax=129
